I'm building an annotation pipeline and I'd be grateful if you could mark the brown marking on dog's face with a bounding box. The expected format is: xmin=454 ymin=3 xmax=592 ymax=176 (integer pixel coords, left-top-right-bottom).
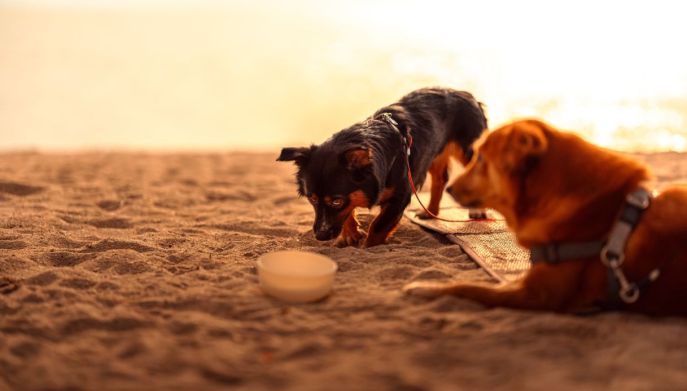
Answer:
xmin=447 ymin=120 xmax=550 ymax=223
xmin=309 ymin=189 xmax=367 ymax=242
xmin=311 ymin=190 xmax=369 ymax=241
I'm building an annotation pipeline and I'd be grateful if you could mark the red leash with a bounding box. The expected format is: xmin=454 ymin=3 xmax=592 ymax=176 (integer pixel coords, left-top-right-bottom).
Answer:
xmin=403 ymin=134 xmax=496 ymax=223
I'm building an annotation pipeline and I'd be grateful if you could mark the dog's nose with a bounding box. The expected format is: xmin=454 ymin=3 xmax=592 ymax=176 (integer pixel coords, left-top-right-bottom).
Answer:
xmin=445 ymin=187 xmax=453 ymax=196
xmin=315 ymin=230 xmax=334 ymax=241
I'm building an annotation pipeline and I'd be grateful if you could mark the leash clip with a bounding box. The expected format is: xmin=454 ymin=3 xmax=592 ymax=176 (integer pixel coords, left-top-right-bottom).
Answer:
xmin=380 ymin=112 xmax=398 ymax=126
xmin=379 ymin=112 xmax=409 ymax=156
xmin=601 ymin=243 xmax=638 ymax=303
xmin=626 ymin=189 xmax=651 ymax=209
xmin=619 ymin=283 xmax=640 ymax=303
xmin=602 ymin=256 xmax=640 ymax=304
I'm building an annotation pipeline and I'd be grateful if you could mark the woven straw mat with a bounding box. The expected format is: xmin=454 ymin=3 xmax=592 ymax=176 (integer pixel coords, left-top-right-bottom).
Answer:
xmin=404 ymin=206 xmax=530 ymax=282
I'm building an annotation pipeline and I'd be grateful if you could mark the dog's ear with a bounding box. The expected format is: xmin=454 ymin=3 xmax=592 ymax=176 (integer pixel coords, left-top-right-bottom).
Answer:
xmin=342 ymin=147 xmax=372 ymax=170
xmin=505 ymin=122 xmax=548 ymax=172
xmin=277 ymin=147 xmax=312 ymax=166
xmin=515 ymin=127 xmax=547 ymax=155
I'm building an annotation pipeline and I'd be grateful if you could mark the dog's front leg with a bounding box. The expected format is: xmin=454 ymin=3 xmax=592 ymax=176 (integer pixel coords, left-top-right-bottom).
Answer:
xmin=334 ymin=209 xmax=367 ymax=247
xmin=404 ymin=264 xmax=585 ymax=311
xmin=365 ymin=193 xmax=411 ymax=247
xmin=403 ymin=280 xmax=553 ymax=310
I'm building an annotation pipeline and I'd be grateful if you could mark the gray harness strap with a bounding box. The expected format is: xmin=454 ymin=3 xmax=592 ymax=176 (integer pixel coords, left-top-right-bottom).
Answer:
xmin=530 ymin=241 xmax=604 ymax=263
xmin=600 ymin=188 xmax=659 ymax=306
xmin=378 ymin=112 xmax=411 ymax=150
xmin=530 ymin=188 xmax=660 ymax=308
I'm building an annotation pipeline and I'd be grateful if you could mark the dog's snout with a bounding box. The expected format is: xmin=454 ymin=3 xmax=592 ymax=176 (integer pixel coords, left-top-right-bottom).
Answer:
xmin=445 ymin=187 xmax=453 ymax=196
xmin=314 ymin=220 xmax=337 ymax=241
xmin=315 ymin=230 xmax=334 ymax=241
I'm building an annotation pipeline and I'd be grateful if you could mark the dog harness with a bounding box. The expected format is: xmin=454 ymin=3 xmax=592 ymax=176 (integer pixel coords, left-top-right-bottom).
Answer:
xmin=378 ymin=113 xmax=412 ymax=154
xmin=378 ymin=113 xmax=486 ymax=223
xmin=530 ymin=188 xmax=661 ymax=308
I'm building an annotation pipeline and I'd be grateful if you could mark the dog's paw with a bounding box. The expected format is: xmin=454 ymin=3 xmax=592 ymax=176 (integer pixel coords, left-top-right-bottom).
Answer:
xmin=334 ymin=228 xmax=367 ymax=248
xmin=402 ymin=281 xmax=448 ymax=298
xmin=468 ymin=209 xmax=488 ymax=220
xmin=363 ymin=233 xmax=390 ymax=248
xmin=415 ymin=210 xmax=438 ymax=220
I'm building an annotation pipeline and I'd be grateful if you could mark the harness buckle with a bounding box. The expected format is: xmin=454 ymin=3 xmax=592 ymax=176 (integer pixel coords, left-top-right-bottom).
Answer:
xmin=600 ymin=247 xmax=625 ymax=267
xmin=625 ymin=189 xmax=651 ymax=209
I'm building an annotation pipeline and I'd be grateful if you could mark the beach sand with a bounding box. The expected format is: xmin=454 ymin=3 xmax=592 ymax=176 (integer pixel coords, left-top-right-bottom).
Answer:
xmin=1 ymin=151 xmax=686 ymax=391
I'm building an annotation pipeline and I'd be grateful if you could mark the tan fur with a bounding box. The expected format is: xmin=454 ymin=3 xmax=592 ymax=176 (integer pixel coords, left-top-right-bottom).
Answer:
xmin=405 ymin=119 xmax=687 ymax=316
xmin=335 ymin=209 xmax=366 ymax=247
xmin=335 ymin=189 xmax=401 ymax=247
xmin=335 ymin=187 xmax=402 ymax=247
xmin=363 ymin=187 xmax=399 ymax=247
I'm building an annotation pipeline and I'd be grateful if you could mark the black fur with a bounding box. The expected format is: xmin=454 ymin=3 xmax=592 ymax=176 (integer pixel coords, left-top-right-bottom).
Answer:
xmin=278 ymin=87 xmax=487 ymax=245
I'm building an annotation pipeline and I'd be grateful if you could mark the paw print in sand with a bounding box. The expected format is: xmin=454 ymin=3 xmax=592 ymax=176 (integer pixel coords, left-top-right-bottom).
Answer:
xmin=0 ymin=277 xmax=19 ymax=295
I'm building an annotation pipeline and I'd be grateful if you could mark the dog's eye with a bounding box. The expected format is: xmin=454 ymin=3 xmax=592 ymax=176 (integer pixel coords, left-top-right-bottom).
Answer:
xmin=308 ymin=195 xmax=319 ymax=205
xmin=329 ymin=198 xmax=344 ymax=208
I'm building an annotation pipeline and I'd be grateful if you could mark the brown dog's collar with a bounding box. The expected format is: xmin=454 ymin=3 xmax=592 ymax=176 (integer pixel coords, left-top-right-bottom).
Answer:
xmin=530 ymin=187 xmax=660 ymax=306
xmin=530 ymin=241 xmax=604 ymax=263
xmin=530 ymin=188 xmax=653 ymax=264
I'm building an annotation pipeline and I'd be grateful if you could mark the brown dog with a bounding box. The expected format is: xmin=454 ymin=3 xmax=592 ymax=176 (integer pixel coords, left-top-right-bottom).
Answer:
xmin=404 ymin=119 xmax=687 ymax=316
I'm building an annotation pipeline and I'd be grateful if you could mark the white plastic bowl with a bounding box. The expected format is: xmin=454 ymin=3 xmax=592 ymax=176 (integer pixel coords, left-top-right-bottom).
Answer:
xmin=257 ymin=250 xmax=337 ymax=303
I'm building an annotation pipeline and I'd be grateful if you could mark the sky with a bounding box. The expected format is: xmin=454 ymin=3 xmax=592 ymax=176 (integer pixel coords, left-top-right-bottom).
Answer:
xmin=1 ymin=0 xmax=686 ymax=151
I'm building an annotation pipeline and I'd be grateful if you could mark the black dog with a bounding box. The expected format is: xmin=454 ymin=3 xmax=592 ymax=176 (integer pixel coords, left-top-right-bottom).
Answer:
xmin=278 ymin=87 xmax=487 ymax=247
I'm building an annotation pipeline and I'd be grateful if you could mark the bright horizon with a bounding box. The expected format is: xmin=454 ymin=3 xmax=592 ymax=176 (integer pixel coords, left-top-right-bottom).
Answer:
xmin=1 ymin=0 xmax=686 ymax=151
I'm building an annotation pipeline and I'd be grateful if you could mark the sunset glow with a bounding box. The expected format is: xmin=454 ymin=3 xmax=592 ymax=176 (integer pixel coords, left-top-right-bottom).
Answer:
xmin=1 ymin=0 xmax=686 ymax=151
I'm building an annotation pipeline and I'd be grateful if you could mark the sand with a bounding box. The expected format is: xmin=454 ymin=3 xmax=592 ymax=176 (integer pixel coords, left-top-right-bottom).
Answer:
xmin=1 ymin=151 xmax=686 ymax=391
